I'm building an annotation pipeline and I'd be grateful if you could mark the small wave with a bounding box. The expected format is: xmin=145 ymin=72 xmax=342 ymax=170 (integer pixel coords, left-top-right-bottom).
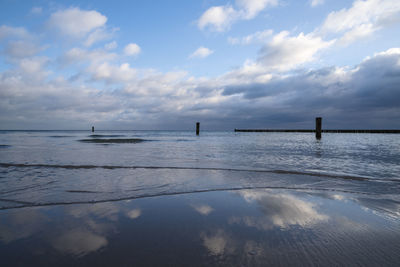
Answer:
xmin=48 ymin=136 xmax=74 ymax=138
xmin=0 ymin=162 xmax=379 ymax=181
xmin=79 ymin=138 xmax=145 ymax=143
xmin=88 ymin=134 xmax=126 ymax=138
xmin=0 ymin=185 xmax=380 ymax=211
xmin=66 ymin=190 xmax=104 ymax=194
xmin=0 ymin=145 xmax=11 ymax=148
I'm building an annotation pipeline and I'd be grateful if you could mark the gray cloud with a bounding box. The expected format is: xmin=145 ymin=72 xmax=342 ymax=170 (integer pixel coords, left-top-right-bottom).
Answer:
xmin=0 ymin=17 xmax=399 ymax=131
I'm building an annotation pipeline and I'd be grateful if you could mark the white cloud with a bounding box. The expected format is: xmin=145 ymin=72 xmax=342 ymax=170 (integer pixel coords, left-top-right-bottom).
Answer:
xmin=236 ymin=0 xmax=278 ymax=19
xmin=228 ymin=29 xmax=273 ymax=45
xmin=0 ymin=25 xmax=30 ymax=40
xmin=1 ymin=10 xmax=399 ymax=131
xmin=189 ymin=47 xmax=214 ymax=59
xmin=198 ymin=5 xmax=237 ymax=32
xmin=124 ymin=43 xmax=141 ymax=56
xmin=338 ymin=23 xmax=376 ymax=45
xmin=89 ymin=62 xmax=137 ymax=83
xmin=48 ymin=7 xmax=107 ymax=37
xmin=104 ymin=41 xmax=117 ymax=50
xmin=374 ymin=47 xmax=400 ymax=57
xmin=84 ymin=28 xmax=117 ymax=47
xmin=198 ymin=0 xmax=277 ymax=32
xmin=18 ymin=57 xmax=49 ymax=76
xmin=5 ymin=40 xmax=42 ymax=59
xmin=320 ymin=0 xmax=400 ymax=44
xmin=258 ymin=31 xmax=334 ymax=71
xmin=62 ymin=47 xmax=117 ymax=65
xmin=310 ymin=0 xmax=325 ymax=7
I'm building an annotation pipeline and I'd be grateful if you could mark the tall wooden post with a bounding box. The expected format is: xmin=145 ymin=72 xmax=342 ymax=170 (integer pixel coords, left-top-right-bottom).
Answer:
xmin=315 ymin=117 xmax=322 ymax=139
xmin=92 ymin=126 xmax=94 ymax=133
xmin=196 ymin=122 xmax=200 ymax=135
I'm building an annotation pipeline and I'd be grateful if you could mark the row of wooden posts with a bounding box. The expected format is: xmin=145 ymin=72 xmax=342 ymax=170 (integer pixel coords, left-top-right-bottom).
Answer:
xmin=194 ymin=118 xmax=323 ymax=139
xmin=90 ymin=118 xmax=321 ymax=138
xmin=94 ymin=117 xmax=400 ymax=139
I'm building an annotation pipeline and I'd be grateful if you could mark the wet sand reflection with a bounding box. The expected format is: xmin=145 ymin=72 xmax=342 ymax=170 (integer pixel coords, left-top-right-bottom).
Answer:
xmin=0 ymin=189 xmax=399 ymax=265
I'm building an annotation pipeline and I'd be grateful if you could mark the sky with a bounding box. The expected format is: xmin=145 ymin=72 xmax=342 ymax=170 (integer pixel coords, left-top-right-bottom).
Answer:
xmin=0 ymin=0 xmax=399 ymax=130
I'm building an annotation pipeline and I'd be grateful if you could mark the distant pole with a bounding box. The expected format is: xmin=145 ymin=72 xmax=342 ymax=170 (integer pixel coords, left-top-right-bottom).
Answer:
xmin=315 ymin=117 xmax=322 ymax=139
xmin=196 ymin=122 xmax=200 ymax=135
xmin=92 ymin=126 xmax=94 ymax=133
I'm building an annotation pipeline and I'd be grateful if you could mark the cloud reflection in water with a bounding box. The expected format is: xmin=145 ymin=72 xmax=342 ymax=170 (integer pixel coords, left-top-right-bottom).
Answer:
xmin=52 ymin=229 xmax=108 ymax=256
xmin=201 ymin=229 xmax=233 ymax=256
xmin=0 ymin=209 xmax=48 ymax=243
xmin=191 ymin=204 xmax=214 ymax=216
xmin=126 ymin=208 xmax=141 ymax=219
xmin=232 ymin=190 xmax=328 ymax=229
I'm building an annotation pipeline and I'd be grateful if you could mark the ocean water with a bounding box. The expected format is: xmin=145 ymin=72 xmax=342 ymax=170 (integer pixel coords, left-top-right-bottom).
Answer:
xmin=0 ymin=130 xmax=399 ymax=265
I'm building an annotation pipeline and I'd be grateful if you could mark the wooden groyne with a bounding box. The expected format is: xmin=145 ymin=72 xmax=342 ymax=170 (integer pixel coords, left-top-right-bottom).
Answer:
xmin=235 ymin=117 xmax=400 ymax=136
xmin=234 ymin=129 xmax=400 ymax=134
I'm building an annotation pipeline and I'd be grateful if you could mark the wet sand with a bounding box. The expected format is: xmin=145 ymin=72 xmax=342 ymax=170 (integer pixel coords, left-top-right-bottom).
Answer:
xmin=1 ymin=189 xmax=399 ymax=266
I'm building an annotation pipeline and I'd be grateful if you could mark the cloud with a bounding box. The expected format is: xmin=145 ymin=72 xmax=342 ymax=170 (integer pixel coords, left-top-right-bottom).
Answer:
xmin=189 ymin=47 xmax=214 ymax=59
xmin=84 ymin=27 xmax=117 ymax=47
xmin=236 ymin=0 xmax=278 ymax=19
xmin=4 ymin=40 xmax=42 ymax=59
xmin=310 ymin=0 xmax=325 ymax=7
xmin=1 ymin=9 xmax=400 ymax=133
xmin=0 ymin=25 xmax=44 ymax=65
xmin=228 ymin=29 xmax=273 ymax=45
xmin=47 ymin=7 xmax=107 ymax=38
xmin=257 ymin=31 xmax=334 ymax=71
xmin=124 ymin=43 xmax=141 ymax=56
xmin=198 ymin=5 xmax=237 ymax=32
xmin=320 ymin=0 xmax=400 ymax=44
xmin=89 ymin=62 xmax=137 ymax=83
xmin=61 ymin=47 xmax=117 ymax=65
xmin=198 ymin=0 xmax=277 ymax=32
xmin=338 ymin=23 xmax=376 ymax=45
xmin=18 ymin=57 xmax=49 ymax=76
xmin=0 ymin=25 xmax=30 ymax=40
xmin=104 ymin=41 xmax=117 ymax=50
xmin=220 ymin=48 xmax=400 ymax=128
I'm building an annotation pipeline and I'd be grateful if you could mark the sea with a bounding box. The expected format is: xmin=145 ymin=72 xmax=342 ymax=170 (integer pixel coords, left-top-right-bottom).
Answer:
xmin=0 ymin=130 xmax=399 ymax=266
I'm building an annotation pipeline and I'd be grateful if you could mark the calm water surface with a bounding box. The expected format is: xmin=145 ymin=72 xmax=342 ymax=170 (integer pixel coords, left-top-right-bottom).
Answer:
xmin=0 ymin=131 xmax=399 ymax=266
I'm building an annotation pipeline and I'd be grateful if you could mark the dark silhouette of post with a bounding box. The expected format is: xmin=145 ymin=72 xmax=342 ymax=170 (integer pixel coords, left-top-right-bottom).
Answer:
xmin=196 ymin=122 xmax=200 ymax=135
xmin=92 ymin=126 xmax=94 ymax=133
xmin=315 ymin=117 xmax=322 ymax=139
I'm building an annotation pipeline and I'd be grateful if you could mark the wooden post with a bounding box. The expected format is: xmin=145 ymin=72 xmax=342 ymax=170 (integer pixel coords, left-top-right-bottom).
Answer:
xmin=92 ymin=126 xmax=94 ymax=133
xmin=315 ymin=117 xmax=322 ymax=139
xmin=196 ymin=122 xmax=200 ymax=135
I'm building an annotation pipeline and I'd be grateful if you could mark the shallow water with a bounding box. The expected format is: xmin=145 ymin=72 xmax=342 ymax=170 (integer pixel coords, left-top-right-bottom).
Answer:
xmin=0 ymin=130 xmax=399 ymax=178
xmin=0 ymin=130 xmax=399 ymax=265
xmin=1 ymin=190 xmax=399 ymax=266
